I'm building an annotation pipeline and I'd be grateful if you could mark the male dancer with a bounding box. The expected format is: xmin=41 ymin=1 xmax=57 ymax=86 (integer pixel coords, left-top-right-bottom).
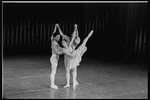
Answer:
xmin=50 ymin=24 xmax=63 ymax=89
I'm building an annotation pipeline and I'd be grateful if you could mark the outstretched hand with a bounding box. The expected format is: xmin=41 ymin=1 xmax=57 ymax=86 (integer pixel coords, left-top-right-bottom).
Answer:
xmin=53 ymin=24 xmax=58 ymax=34
xmin=74 ymin=24 xmax=77 ymax=28
xmin=55 ymin=23 xmax=59 ymax=27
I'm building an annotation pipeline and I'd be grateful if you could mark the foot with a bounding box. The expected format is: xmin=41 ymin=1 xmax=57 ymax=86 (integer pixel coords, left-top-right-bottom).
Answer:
xmin=50 ymin=84 xmax=59 ymax=89
xmin=89 ymin=30 xmax=93 ymax=37
xmin=76 ymin=81 xmax=79 ymax=85
xmin=64 ymin=84 xmax=70 ymax=88
xmin=73 ymin=81 xmax=79 ymax=90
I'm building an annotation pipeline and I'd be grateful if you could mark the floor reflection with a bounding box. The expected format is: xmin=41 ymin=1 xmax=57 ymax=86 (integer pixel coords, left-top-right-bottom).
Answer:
xmin=49 ymin=89 xmax=58 ymax=99
xmin=66 ymin=88 xmax=77 ymax=98
xmin=48 ymin=87 xmax=77 ymax=99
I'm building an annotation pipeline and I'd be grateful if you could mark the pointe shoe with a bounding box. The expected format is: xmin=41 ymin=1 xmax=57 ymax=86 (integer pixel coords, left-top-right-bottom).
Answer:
xmin=89 ymin=30 xmax=93 ymax=36
xmin=76 ymin=81 xmax=79 ymax=85
xmin=73 ymin=84 xmax=77 ymax=90
xmin=50 ymin=85 xmax=59 ymax=89
xmin=73 ymin=81 xmax=79 ymax=90
xmin=64 ymin=84 xmax=70 ymax=88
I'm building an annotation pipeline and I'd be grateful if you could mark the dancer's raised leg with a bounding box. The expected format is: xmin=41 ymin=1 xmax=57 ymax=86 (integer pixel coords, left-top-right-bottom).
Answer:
xmin=82 ymin=30 xmax=93 ymax=46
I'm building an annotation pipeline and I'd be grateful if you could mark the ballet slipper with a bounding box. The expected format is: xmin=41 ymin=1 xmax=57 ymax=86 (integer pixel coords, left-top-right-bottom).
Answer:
xmin=64 ymin=84 xmax=70 ymax=88
xmin=89 ymin=30 xmax=93 ymax=37
xmin=73 ymin=84 xmax=77 ymax=90
xmin=73 ymin=81 xmax=79 ymax=90
xmin=50 ymin=85 xmax=59 ymax=89
xmin=76 ymin=81 xmax=79 ymax=85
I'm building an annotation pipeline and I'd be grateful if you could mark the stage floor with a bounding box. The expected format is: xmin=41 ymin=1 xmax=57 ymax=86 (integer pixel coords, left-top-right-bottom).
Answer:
xmin=2 ymin=55 xmax=148 ymax=99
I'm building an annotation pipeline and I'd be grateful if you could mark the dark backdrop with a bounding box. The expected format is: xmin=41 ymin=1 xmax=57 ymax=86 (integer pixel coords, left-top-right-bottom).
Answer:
xmin=3 ymin=3 xmax=148 ymax=63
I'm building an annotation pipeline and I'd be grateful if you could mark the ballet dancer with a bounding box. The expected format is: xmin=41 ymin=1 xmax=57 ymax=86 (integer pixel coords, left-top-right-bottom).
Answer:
xmin=56 ymin=24 xmax=81 ymax=88
xmin=50 ymin=24 xmax=63 ymax=89
xmin=62 ymin=30 xmax=94 ymax=90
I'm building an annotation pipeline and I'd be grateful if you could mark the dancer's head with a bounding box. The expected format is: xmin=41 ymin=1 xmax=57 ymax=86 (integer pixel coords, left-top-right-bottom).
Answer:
xmin=62 ymin=39 xmax=68 ymax=48
xmin=54 ymin=35 xmax=60 ymax=41
xmin=53 ymin=28 xmax=60 ymax=41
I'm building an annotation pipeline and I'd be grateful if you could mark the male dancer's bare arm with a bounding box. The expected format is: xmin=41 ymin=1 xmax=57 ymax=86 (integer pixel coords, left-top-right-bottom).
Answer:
xmin=56 ymin=24 xmax=70 ymax=40
xmin=63 ymin=49 xmax=76 ymax=59
xmin=52 ymin=24 xmax=58 ymax=35
xmin=54 ymin=44 xmax=63 ymax=54
xmin=50 ymin=24 xmax=58 ymax=41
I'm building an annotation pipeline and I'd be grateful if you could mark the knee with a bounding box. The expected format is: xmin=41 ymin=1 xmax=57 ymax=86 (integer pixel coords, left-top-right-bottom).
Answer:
xmin=51 ymin=67 xmax=57 ymax=72
xmin=66 ymin=69 xmax=70 ymax=73
xmin=72 ymin=68 xmax=77 ymax=73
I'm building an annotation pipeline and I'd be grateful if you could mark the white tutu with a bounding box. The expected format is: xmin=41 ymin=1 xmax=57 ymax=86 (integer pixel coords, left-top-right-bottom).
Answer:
xmin=71 ymin=44 xmax=87 ymax=69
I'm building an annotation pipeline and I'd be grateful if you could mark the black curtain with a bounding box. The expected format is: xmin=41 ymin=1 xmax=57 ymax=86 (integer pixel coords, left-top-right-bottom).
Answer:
xmin=3 ymin=3 xmax=148 ymax=59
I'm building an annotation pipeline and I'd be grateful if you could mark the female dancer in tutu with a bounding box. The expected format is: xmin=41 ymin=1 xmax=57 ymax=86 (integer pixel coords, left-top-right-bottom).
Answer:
xmin=57 ymin=24 xmax=81 ymax=88
xmin=50 ymin=24 xmax=63 ymax=89
xmin=62 ymin=29 xmax=94 ymax=90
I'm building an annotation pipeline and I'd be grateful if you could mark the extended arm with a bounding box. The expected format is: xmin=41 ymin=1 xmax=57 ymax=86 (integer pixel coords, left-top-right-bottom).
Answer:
xmin=69 ymin=31 xmax=76 ymax=47
xmin=56 ymin=24 xmax=69 ymax=40
xmin=53 ymin=24 xmax=58 ymax=36
xmin=69 ymin=24 xmax=78 ymax=47
xmin=63 ymin=49 xmax=76 ymax=58
xmin=50 ymin=24 xmax=58 ymax=41
xmin=53 ymin=43 xmax=63 ymax=54
xmin=74 ymin=24 xmax=79 ymax=37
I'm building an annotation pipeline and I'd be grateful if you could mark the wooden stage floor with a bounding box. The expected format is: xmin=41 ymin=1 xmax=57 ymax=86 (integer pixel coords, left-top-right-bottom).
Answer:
xmin=2 ymin=55 xmax=148 ymax=99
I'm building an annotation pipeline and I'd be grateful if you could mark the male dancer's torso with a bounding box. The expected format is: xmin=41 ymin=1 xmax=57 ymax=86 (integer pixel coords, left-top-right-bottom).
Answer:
xmin=51 ymin=39 xmax=62 ymax=61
